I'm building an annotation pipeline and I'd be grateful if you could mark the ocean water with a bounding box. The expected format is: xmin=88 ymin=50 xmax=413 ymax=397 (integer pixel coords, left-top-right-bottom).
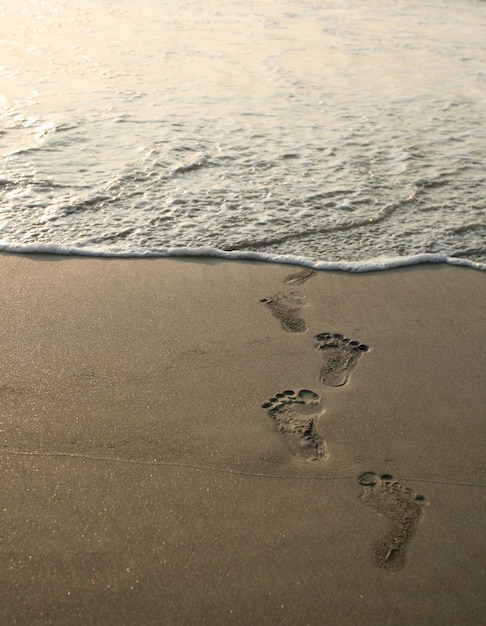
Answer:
xmin=1 ymin=0 xmax=485 ymax=271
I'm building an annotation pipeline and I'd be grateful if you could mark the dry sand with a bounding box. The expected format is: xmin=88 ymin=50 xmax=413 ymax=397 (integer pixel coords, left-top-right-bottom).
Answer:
xmin=1 ymin=253 xmax=485 ymax=625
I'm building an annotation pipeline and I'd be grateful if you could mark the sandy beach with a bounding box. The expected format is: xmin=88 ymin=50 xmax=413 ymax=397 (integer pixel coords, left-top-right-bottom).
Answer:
xmin=1 ymin=253 xmax=485 ymax=625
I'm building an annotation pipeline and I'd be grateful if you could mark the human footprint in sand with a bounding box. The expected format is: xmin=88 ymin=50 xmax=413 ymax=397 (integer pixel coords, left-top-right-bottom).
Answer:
xmin=259 ymin=291 xmax=307 ymax=333
xmin=314 ymin=332 xmax=369 ymax=387
xmin=357 ymin=472 xmax=427 ymax=570
xmin=262 ymin=389 xmax=325 ymax=462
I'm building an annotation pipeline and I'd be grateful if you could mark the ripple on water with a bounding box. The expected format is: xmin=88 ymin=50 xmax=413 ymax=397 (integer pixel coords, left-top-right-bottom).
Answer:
xmin=0 ymin=0 xmax=485 ymax=267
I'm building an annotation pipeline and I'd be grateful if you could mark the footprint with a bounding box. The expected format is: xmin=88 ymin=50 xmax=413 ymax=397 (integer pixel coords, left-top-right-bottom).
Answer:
xmin=357 ymin=472 xmax=427 ymax=570
xmin=261 ymin=389 xmax=325 ymax=461
xmin=284 ymin=268 xmax=315 ymax=286
xmin=314 ymin=332 xmax=369 ymax=386
xmin=260 ymin=291 xmax=307 ymax=333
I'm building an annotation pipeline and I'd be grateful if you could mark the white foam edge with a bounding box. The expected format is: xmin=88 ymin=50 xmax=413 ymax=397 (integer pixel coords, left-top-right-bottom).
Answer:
xmin=0 ymin=241 xmax=484 ymax=273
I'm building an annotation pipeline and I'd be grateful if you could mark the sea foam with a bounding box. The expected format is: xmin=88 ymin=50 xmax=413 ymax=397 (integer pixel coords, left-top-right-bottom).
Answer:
xmin=0 ymin=241 xmax=484 ymax=273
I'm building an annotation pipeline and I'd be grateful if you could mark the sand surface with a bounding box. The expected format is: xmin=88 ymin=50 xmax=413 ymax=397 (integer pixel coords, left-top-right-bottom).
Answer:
xmin=1 ymin=254 xmax=485 ymax=625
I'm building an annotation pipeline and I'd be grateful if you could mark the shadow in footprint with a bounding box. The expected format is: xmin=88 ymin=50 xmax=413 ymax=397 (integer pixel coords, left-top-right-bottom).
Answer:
xmin=357 ymin=472 xmax=427 ymax=570
xmin=262 ymin=389 xmax=325 ymax=461
xmin=315 ymin=332 xmax=369 ymax=386
xmin=260 ymin=291 xmax=307 ymax=333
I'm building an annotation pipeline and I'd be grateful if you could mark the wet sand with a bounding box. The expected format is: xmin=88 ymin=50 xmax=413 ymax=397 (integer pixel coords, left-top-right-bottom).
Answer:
xmin=1 ymin=253 xmax=485 ymax=625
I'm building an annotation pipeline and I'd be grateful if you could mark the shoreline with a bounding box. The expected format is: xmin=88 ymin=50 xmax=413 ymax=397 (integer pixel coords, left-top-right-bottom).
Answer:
xmin=0 ymin=246 xmax=485 ymax=273
xmin=2 ymin=254 xmax=485 ymax=625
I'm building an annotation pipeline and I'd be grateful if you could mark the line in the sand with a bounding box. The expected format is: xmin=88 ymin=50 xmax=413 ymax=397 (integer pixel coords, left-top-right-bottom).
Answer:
xmin=2 ymin=449 xmax=485 ymax=488
xmin=2 ymin=449 xmax=349 ymax=481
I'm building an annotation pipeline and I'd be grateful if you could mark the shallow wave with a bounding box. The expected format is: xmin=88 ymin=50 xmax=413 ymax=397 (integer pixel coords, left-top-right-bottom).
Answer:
xmin=0 ymin=241 xmax=484 ymax=273
xmin=1 ymin=0 xmax=485 ymax=271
